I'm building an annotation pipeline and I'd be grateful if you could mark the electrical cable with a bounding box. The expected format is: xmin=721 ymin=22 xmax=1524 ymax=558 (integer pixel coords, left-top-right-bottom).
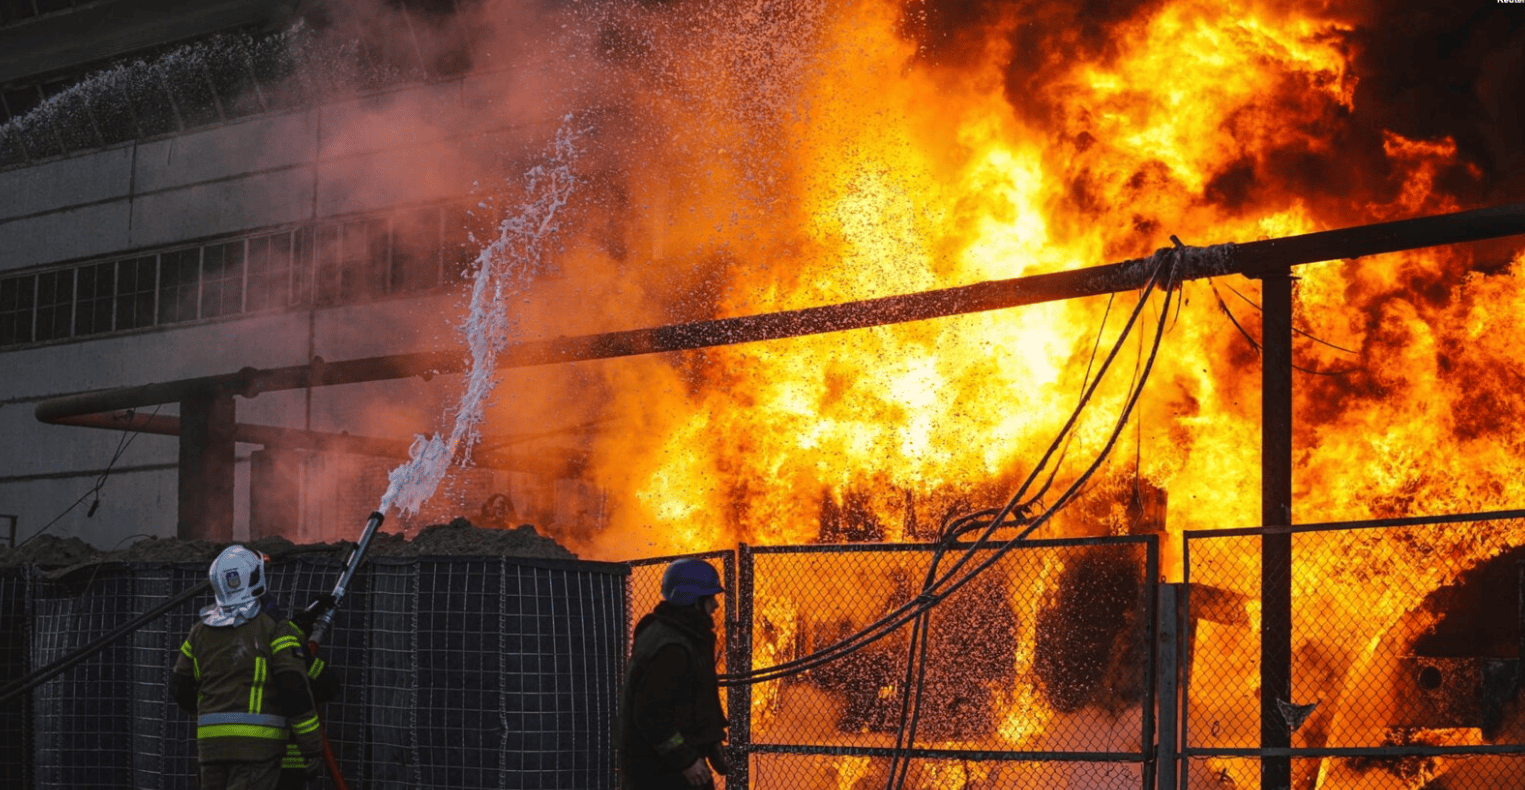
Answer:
xmin=725 ymin=260 xmax=1170 ymax=685
xmin=879 ymin=260 xmax=1180 ymax=789
xmin=17 ymin=404 xmax=162 ymax=548
xmin=1221 ymin=281 xmax=1358 ymax=355
xmin=1208 ymin=278 xmax=1356 ymax=376
xmin=721 ymin=244 xmax=1182 ymax=687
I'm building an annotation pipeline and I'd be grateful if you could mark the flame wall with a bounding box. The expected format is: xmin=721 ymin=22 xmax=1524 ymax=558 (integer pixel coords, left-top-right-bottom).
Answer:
xmin=280 ymin=0 xmax=1525 ymax=562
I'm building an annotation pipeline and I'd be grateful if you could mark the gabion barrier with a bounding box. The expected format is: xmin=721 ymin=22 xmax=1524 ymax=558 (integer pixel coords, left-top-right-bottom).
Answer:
xmin=5 ymin=555 xmax=627 ymax=790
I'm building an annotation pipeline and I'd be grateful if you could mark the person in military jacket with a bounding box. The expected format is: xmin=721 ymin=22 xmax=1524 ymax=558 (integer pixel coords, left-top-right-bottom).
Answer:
xmin=171 ymin=546 xmax=325 ymax=790
xmin=619 ymin=558 xmax=729 ymax=789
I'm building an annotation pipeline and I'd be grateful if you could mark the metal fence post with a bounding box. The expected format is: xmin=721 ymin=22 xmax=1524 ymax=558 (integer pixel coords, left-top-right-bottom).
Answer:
xmin=1142 ymin=537 xmax=1160 ymax=790
xmin=726 ymin=543 xmax=753 ymax=790
xmin=1156 ymin=583 xmax=1180 ymax=790
xmin=1260 ymin=265 xmax=1294 ymax=790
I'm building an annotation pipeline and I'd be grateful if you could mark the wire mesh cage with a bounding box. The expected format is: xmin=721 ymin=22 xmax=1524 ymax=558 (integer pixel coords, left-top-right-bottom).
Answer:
xmin=8 ymin=554 xmax=627 ymax=790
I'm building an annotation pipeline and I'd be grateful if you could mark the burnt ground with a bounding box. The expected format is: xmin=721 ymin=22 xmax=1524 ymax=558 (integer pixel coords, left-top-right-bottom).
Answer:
xmin=0 ymin=518 xmax=577 ymax=576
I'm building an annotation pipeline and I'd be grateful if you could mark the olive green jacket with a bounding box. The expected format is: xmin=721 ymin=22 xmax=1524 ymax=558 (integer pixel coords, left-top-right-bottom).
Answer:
xmin=171 ymin=611 xmax=324 ymax=764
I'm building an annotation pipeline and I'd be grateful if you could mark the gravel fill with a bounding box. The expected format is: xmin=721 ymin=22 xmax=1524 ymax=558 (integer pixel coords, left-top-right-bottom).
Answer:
xmin=0 ymin=518 xmax=577 ymax=577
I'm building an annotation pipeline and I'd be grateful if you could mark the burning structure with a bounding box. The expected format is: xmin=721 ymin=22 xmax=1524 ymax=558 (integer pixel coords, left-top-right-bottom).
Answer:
xmin=4 ymin=0 xmax=1525 ymax=788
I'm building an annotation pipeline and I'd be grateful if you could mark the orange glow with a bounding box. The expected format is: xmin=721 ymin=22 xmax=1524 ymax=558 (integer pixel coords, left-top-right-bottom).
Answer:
xmin=323 ymin=0 xmax=1523 ymax=784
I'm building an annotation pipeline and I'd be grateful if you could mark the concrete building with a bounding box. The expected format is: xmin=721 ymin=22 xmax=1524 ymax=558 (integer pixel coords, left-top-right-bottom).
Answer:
xmin=0 ymin=0 xmax=594 ymax=550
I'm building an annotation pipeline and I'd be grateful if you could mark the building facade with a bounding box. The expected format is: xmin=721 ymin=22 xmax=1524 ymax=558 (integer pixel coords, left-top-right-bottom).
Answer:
xmin=0 ymin=0 xmax=593 ymax=549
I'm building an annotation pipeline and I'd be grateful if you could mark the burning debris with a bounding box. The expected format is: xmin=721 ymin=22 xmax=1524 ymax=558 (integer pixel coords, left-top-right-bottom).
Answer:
xmin=1033 ymin=547 xmax=1148 ymax=716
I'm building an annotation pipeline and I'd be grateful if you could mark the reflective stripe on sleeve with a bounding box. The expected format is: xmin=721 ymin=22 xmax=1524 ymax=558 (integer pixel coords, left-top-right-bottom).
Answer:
xmin=654 ymin=732 xmax=686 ymax=754
xmin=308 ymin=658 xmax=325 ymax=679
xmin=291 ymin=714 xmax=321 ymax=735
xmin=271 ymin=635 xmax=301 ymax=654
xmin=180 ymin=641 xmax=200 ymax=680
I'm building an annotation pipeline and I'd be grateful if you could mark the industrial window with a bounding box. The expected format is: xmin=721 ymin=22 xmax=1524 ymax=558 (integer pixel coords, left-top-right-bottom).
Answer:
xmin=34 ymin=269 xmax=73 ymax=342
xmin=312 ymin=224 xmax=340 ymax=306
xmin=442 ymin=204 xmax=479 ymax=283
xmin=156 ymin=248 xmax=201 ymax=324
xmin=291 ymin=226 xmax=315 ymax=306
xmin=339 ymin=218 xmax=390 ymax=302
xmin=0 ymin=202 xmax=481 ymax=349
xmin=245 ymin=233 xmax=294 ymax=312
xmin=114 ymin=256 xmax=157 ymax=330
xmin=0 ymin=274 xmax=34 ymax=345
xmin=73 ymin=261 xmax=114 ymax=337
xmin=393 ymin=206 xmax=444 ymax=291
xmin=199 ymin=241 xmax=245 ymax=319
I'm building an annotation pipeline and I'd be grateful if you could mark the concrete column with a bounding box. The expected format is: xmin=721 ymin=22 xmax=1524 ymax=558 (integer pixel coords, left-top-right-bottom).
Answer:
xmin=178 ymin=391 xmax=236 ymax=541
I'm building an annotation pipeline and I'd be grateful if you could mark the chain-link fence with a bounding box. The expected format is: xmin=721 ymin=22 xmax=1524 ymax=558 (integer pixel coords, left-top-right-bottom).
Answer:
xmin=1184 ymin=510 xmax=1525 ymax=790
xmin=628 ymin=514 xmax=1525 ymax=790
xmin=630 ymin=537 xmax=1161 ymax=790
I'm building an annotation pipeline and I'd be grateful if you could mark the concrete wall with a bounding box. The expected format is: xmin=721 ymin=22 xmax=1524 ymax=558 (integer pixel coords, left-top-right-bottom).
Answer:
xmin=0 ymin=72 xmax=555 ymax=550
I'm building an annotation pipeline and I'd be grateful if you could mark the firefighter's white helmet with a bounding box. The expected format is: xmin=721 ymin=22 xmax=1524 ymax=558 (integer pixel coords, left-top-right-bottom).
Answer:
xmin=200 ymin=545 xmax=268 ymax=627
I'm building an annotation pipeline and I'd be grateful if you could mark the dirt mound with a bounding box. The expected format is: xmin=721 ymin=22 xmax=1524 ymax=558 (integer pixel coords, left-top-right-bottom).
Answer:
xmin=0 ymin=518 xmax=576 ymax=575
xmin=368 ymin=519 xmax=577 ymax=560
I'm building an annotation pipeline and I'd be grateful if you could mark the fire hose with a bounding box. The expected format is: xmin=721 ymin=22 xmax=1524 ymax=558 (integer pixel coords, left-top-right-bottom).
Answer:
xmin=303 ymin=509 xmax=386 ymax=790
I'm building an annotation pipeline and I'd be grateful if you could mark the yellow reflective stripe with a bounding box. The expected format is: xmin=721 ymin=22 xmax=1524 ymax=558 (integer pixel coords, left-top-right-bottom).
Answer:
xmin=249 ymin=657 xmax=266 ymax=714
xmin=282 ymin=742 xmax=304 ymax=768
xmin=180 ymin=641 xmax=200 ymax=680
xmin=308 ymin=658 xmax=325 ymax=679
xmin=271 ymin=635 xmax=300 ymax=653
xmin=197 ymin=724 xmax=286 ymax=740
xmin=655 ymin=732 xmax=685 ymax=754
xmin=291 ymin=715 xmax=320 ymax=735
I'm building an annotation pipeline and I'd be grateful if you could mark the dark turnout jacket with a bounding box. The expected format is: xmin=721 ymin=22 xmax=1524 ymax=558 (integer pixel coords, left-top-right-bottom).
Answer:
xmin=170 ymin=610 xmax=324 ymax=765
xmin=618 ymin=602 xmax=727 ymax=780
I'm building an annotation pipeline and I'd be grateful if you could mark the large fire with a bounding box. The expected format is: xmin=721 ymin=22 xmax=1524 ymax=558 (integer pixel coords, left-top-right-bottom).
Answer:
xmin=333 ymin=0 xmax=1523 ymax=786
xmin=487 ymin=0 xmax=1525 ymax=563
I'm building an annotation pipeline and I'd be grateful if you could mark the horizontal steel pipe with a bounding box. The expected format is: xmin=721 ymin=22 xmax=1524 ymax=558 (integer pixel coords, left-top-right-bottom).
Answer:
xmin=36 ymin=201 xmax=1525 ymax=426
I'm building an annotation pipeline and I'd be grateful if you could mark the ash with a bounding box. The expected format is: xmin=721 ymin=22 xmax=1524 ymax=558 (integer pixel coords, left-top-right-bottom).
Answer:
xmin=0 ymin=518 xmax=575 ymax=574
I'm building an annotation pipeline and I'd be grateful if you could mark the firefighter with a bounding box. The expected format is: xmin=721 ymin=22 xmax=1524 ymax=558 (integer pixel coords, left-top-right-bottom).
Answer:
xmin=618 ymin=558 xmax=730 ymax=789
xmin=171 ymin=545 xmax=325 ymax=790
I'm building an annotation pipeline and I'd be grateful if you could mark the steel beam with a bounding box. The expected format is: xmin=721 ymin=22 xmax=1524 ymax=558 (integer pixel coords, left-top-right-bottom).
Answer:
xmin=34 ymin=201 xmax=1525 ymax=425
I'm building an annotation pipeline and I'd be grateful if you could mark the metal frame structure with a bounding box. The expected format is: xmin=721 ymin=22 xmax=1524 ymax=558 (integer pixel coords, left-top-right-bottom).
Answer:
xmin=35 ymin=201 xmax=1525 ymax=785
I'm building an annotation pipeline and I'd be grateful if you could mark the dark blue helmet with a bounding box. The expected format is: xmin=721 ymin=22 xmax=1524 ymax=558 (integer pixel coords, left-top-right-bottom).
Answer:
xmin=661 ymin=559 xmax=724 ymax=606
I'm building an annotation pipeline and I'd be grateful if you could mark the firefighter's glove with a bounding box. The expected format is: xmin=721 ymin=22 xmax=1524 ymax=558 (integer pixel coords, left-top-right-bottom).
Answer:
xmin=705 ymin=743 xmax=729 ymax=776
xmin=292 ymin=594 xmax=337 ymax=634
